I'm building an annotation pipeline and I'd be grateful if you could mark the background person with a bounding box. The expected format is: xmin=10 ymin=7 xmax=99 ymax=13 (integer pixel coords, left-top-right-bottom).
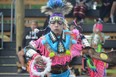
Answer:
xmin=17 ymin=21 xmax=42 ymax=73
xmin=109 ymin=0 xmax=116 ymax=24
xmin=88 ymin=21 xmax=108 ymax=77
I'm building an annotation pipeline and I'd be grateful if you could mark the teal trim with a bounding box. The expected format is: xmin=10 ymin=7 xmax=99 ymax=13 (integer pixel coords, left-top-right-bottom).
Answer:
xmin=45 ymin=33 xmax=58 ymax=52
xmin=51 ymin=70 xmax=70 ymax=77
xmin=44 ymin=30 xmax=71 ymax=52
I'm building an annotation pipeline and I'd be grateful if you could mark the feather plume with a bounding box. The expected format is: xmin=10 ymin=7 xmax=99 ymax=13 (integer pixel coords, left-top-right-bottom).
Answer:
xmin=41 ymin=6 xmax=53 ymax=15
xmin=62 ymin=2 xmax=73 ymax=15
xmin=41 ymin=0 xmax=73 ymax=16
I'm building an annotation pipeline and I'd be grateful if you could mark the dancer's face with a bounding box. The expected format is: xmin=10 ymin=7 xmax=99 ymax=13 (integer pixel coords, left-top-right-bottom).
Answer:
xmin=49 ymin=17 xmax=64 ymax=36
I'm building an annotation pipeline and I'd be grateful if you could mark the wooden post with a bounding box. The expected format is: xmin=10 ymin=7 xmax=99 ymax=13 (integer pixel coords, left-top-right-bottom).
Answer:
xmin=15 ymin=0 xmax=25 ymax=52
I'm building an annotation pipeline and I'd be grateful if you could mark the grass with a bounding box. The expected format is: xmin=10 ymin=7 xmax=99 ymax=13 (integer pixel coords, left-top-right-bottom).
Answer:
xmin=107 ymin=69 xmax=116 ymax=74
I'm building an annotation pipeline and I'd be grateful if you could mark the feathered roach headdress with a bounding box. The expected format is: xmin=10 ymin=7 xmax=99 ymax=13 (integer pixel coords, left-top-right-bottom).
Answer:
xmin=41 ymin=0 xmax=73 ymax=22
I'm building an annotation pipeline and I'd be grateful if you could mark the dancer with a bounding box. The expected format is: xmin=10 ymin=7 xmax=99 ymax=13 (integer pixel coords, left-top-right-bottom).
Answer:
xmin=24 ymin=0 xmax=82 ymax=77
xmin=88 ymin=21 xmax=108 ymax=77
xmin=17 ymin=21 xmax=40 ymax=73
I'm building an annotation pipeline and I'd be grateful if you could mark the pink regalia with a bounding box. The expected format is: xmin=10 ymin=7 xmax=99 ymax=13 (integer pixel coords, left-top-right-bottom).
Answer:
xmin=29 ymin=30 xmax=83 ymax=77
xmin=31 ymin=30 xmax=82 ymax=65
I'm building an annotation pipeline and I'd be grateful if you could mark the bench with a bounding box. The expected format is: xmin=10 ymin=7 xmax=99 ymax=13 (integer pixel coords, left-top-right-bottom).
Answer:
xmin=82 ymin=23 xmax=116 ymax=33
xmin=0 ymin=9 xmax=100 ymax=18
xmin=103 ymin=40 xmax=116 ymax=50
xmin=0 ymin=38 xmax=2 ymax=49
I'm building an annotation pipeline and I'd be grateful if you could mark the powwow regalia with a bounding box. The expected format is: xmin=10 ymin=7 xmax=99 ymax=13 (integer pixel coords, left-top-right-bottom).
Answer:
xmin=85 ymin=22 xmax=116 ymax=77
xmin=24 ymin=0 xmax=83 ymax=77
xmin=87 ymin=22 xmax=107 ymax=77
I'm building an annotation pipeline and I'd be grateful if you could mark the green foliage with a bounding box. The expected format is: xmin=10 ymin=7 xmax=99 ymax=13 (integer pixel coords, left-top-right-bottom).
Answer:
xmin=0 ymin=4 xmax=11 ymax=9
xmin=31 ymin=4 xmax=45 ymax=9
xmin=84 ymin=18 xmax=95 ymax=24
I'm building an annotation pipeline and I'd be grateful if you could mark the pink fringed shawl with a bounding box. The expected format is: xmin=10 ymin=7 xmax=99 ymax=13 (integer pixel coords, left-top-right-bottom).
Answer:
xmin=31 ymin=37 xmax=82 ymax=66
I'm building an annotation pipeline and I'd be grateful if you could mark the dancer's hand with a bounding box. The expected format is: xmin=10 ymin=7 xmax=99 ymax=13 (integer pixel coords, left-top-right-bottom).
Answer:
xmin=35 ymin=55 xmax=46 ymax=67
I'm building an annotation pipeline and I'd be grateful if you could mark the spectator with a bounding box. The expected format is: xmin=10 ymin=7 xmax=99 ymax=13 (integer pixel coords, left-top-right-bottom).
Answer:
xmin=73 ymin=0 xmax=88 ymax=23
xmin=43 ymin=15 xmax=50 ymax=29
xmin=17 ymin=20 xmax=43 ymax=73
xmin=42 ymin=15 xmax=51 ymax=34
xmin=110 ymin=0 xmax=116 ymax=24
xmin=99 ymin=0 xmax=113 ymax=22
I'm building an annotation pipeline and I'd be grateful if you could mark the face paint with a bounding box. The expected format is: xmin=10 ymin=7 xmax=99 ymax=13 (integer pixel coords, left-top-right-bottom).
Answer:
xmin=49 ymin=16 xmax=64 ymax=25
xmin=49 ymin=20 xmax=64 ymax=25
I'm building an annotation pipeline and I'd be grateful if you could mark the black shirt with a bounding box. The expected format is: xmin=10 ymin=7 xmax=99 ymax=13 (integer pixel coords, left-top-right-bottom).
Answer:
xmin=22 ymin=27 xmax=43 ymax=48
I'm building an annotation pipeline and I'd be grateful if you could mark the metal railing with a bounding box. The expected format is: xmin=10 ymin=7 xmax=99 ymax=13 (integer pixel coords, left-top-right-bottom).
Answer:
xmin=0 ymin=12 xmax=4 ymax=49
xmin=10 ymin=0 xmax=14 ymax=41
